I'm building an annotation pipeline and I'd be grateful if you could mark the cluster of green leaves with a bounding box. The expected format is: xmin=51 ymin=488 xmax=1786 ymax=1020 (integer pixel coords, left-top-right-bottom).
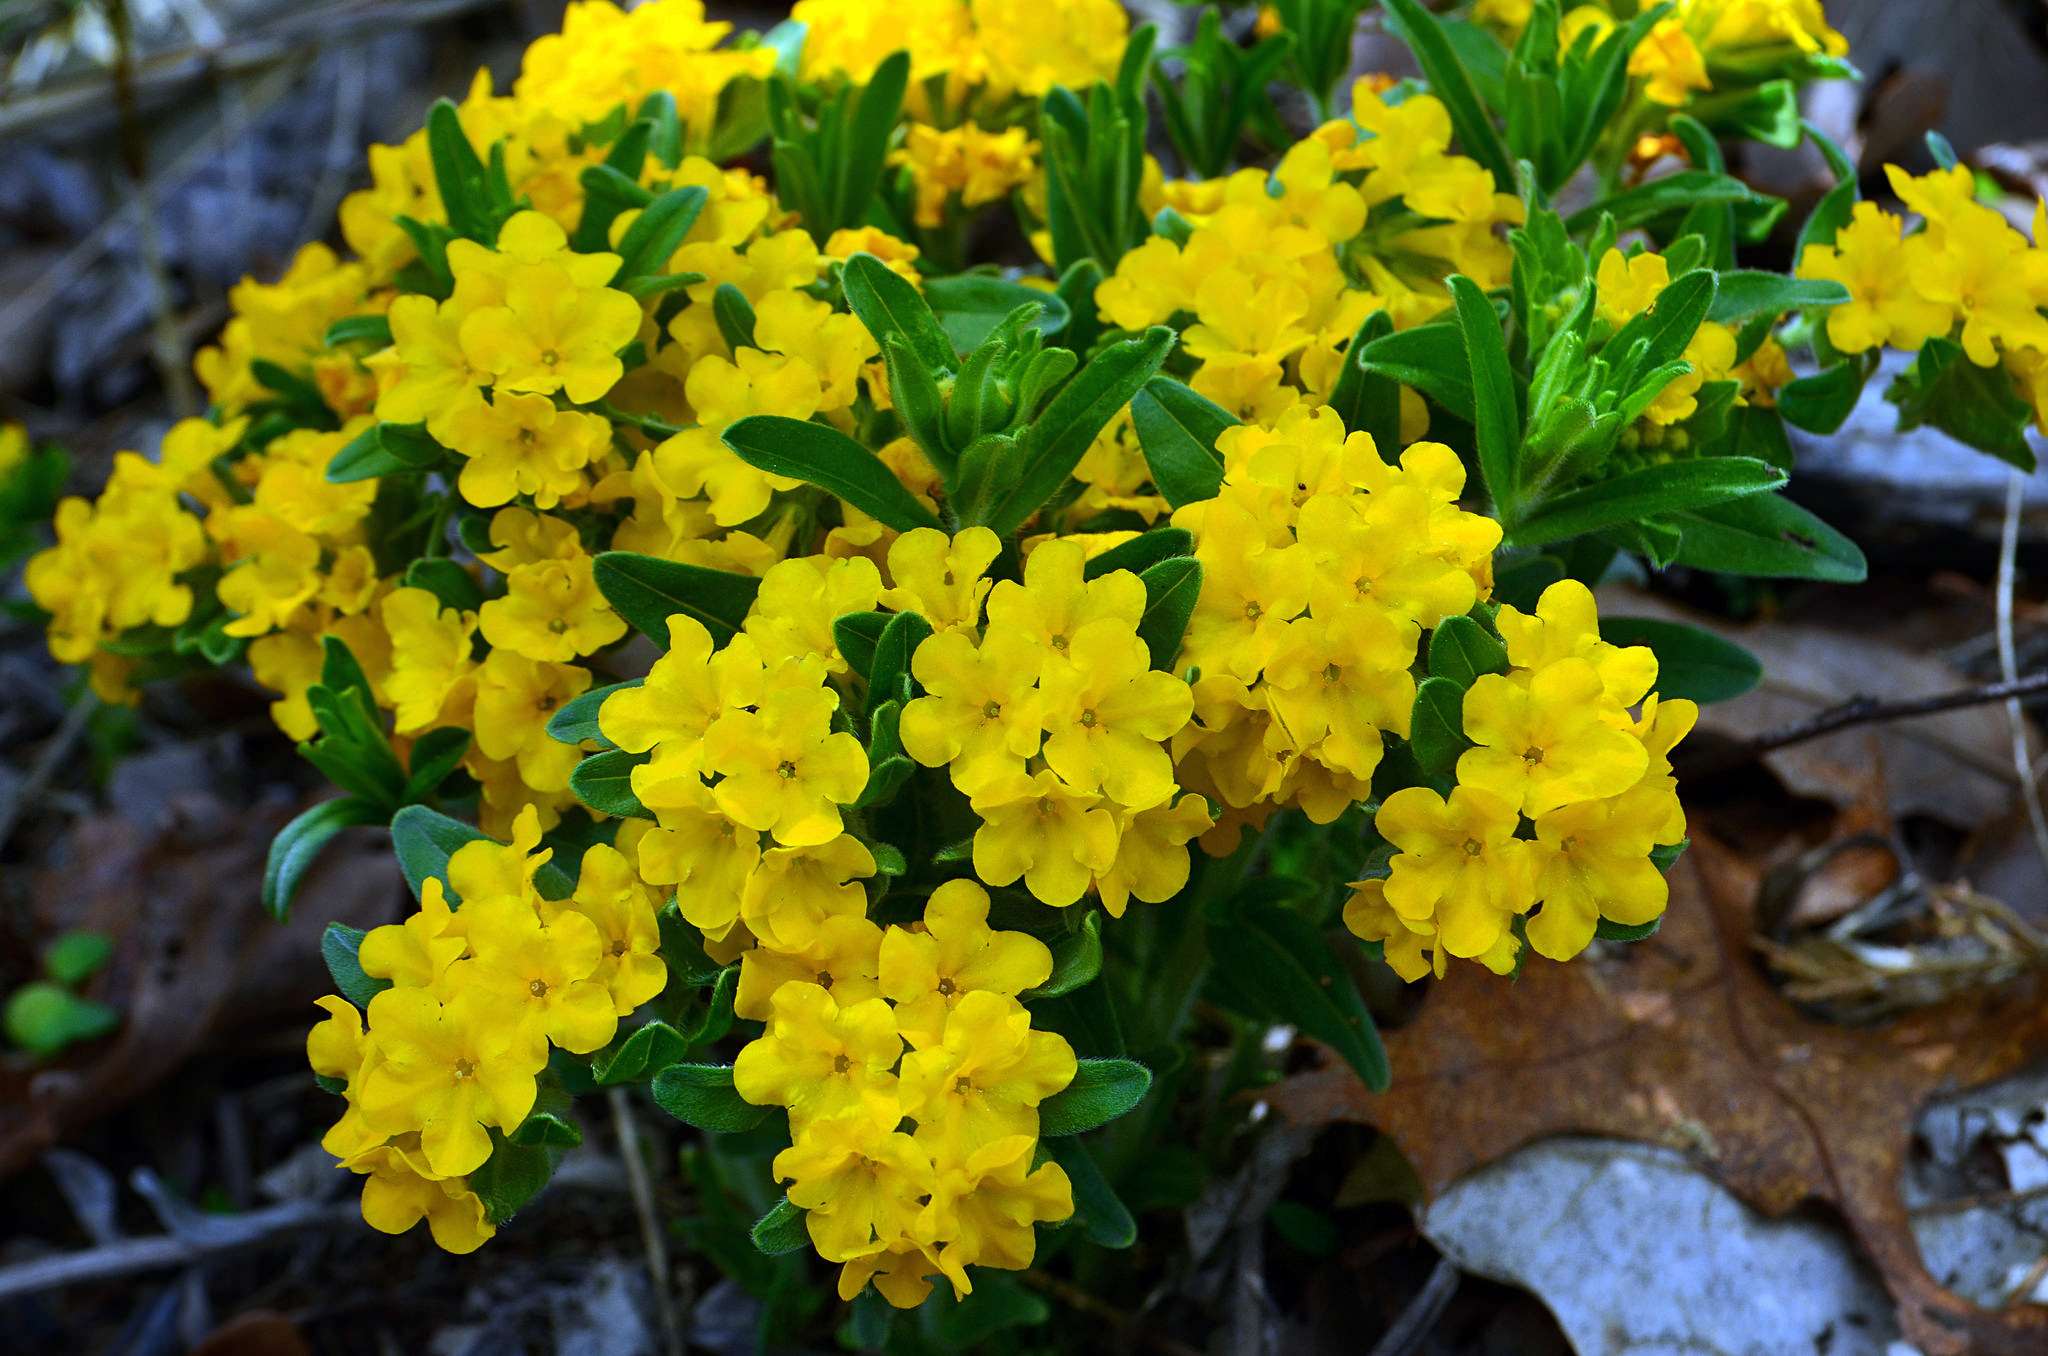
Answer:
xmin=2 ymin=930 xmax=119 ymax=1059
xmin=0 ymin=435 xmax=68 ymax=574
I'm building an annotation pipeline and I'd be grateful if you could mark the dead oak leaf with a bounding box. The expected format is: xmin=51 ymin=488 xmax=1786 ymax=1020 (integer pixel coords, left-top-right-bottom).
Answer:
xmin=1261 ymin=832 xmax=2048 ymax=1355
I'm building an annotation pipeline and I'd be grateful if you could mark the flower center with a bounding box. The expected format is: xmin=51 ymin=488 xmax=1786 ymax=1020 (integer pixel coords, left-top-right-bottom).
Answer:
xmin=611 ymin=940 xmax=627 ymax=957
xmin=1462 ymin=838 xmax=1484 ymax=858
xmin=1243 ymin=600 xmax=1263 ymax=621
xmin=982 ymin=699 xmax=1002 ymax=721
xmin=453 ymin=1058 xmax=476 ymax=1080
xmin=816 ymin=969 xmax=835 ymax=990
xmin=953 ymin=1076 xmax=973 ymax=1095
xmin=778 ymin=759 xmax=798 ymax=780
xmin=529 ymin=979 xmax=548 ymax=998
xmin=833 ymin=1053 xmax=851 ymax=1074
xmin=548 ymin=618 xmax=568 ymax=634
xmin=936 ymin=977 xmax=957 ymax=996
xmin=1079 ymin=708 xmax=1098 ymax=729
xmin=1322 ymin=662 xmax=1342 ymax=684
xmin=541 ymin=348 xmax=559 ymax=366
xmin=1051 ymin=633 xmax=1068 ymax=651
xmin=1522 ymin=746 xmax=1545 ymax=766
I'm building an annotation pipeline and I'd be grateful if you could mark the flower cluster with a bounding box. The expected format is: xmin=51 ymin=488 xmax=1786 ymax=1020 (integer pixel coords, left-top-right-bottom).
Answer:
xmin=1101 ymin=81 xmax=1523 ymax=423
xmin=1797 ymin=165 xmax=2048 ymax=431
xmin=1344 ymin=580 xmax=1693 ymax=978
xmin=792 ymin=0 xmax=1128 ymax=105
xmin=308 ymin=810 xmax=665 ymax=1252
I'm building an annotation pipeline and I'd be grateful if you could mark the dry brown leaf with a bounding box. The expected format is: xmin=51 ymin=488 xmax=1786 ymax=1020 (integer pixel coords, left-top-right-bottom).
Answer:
xmin=0 ymin=792 xmax=404 ymax=1181
xmin=1261 ymin=835 xmax=2048 ymax=1355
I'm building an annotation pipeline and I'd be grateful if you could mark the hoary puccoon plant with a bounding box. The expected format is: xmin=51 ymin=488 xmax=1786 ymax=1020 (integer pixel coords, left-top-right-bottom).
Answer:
xmin=21 ymin=0 xmax=2048 ymax=1341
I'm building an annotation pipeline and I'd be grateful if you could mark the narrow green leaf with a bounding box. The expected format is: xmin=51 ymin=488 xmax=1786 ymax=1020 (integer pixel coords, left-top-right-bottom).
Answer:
xmin=1213 ymin=900 xmax=1390 ymax=1093
xmin=570 ymin=749 xmax=653 ymax=820
xmin=1081 ymin=527 xmax=1194 ymax=581
xmin=835 ymin=50 xmax=911 ymax=232
xmin=983 ymin=326 xmax=1175 ymax=536
xmin=842 ymin=253 xmax=956 ymax=373
xmin=751 ymin=1197 xmax=810 ymax=1255
xmin=613 ymin=185 xmax=709 ymax=281
xmin=592 ymin=551 xmax=762 ymax=650
xmin=1776 ymin=361 xmax=1867 ymax=435
xmin=1408 ymin=676 xmax=1473 ymax=777
xmin=1596 ymin=617 xmax=1761 ymax=704
xmin=924 ymin=274 xmax=1072 ymax=352
xmin=867 ymin=610 xmax=932 ymax=718
xmin=1704 ymin=271 xmax=1849 ymax=325
xmin=712 ymin=282 xmax=758 ymax=350
xmin=1563 ymin=170 xmax=1775 ymax=236
xmin=1595 ymin=915 xmax=1662 ymax=942
xmin=651 ymin=1063 xmax=773 ymax=1133
xmin=1328 ymin=309 xmax=1400 ymax=450
xmin=509 ymin=1111 xmax=582 ymax=1149
xmin=1135 ymin=558 xmax=1202 ymax=672
xmin=324 ymin=315 xmax=393 ymax=348
xmin=1024 ymin=913 xmax=1104 ymax=1000
xmin=1039 ymin=1058 xmax=1152 ymax=1136
xmin=832 ymin=612 xmax=891 ymax=680
xmin=400 ymin=726 xmax=472 ymax=803
xmin=1045 ymin=1138 xmax=1136 ymax=1248
xmin=547 ymin=678 xmax=643 ymax=749
xmin=1664 ymin=492 xmax=1867 ymax=582
xmin=1382 ymin=0 xmax=1515 ymax=191
xmin=41 ymin=932 xmax=114 ymax=987
xmin=265 ymin=799 xmax=386 ymax=922
xmin=321 ymin=923 xmax=390 ymax=1011
xmin=721 ymin=415 xmax=943 ymax=531
xmin=1506 ymin=457 xmax=1784 ymax=549
xmin=326 ymin=422 xmax=444 ymax=483
xmin=1128 ymin=377 xmax=1234 ymax=508
xmin=1427 ymin=614 xmax=1508 ymax=690
xmin=593 ymin=1020 xmax=690 ymax=1086
xmin=1450 ymin=275 xmax=1521 ymax=514
xmin=1355 ymin=323 xmax=1476 ymax=425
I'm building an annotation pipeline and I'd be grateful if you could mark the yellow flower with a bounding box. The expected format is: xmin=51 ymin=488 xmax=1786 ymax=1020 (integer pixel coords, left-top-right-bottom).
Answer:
xmin=732 ymin=981 xmax=902 ymax=1135
xmin=604 ymin=620 xmax=766 ymax=769
xmin=479 ymin=554 xmax=627 ymax=664
xmin=899 ymin=628 xmax=1046 ymax=794
xmin=381 ymin=588 xmax=479 ymax=735
xmin=753 ymin=289 xmax=880 ymax=411
xmin=1037 ymin=618 xmax=1193 ymax=808
xmin=880 ymin=527 xmax=1002 ymax=632
xmin=445 ymin=803 xmax=550 ymax=908
xmin=916 ymin=1133 xmax=1073 ymax=1296
xmin=355 ymin=986 xmax=545 ymax=1178
xmin=442 ymin=391 xmax=614 ymax=510
xmin=1180 ymin=498 xmax=1306 ymax=680
xmin=375 ymin=294 xmax=489 ymax=439
xmin=1796 ymin=202 xmax=1953 ymax=355
xmin=736 ymin=914 xmax=886 ymax=1021
xmin=900 ymin=990 xmax=1076 ymax=1147
xmin=1629 ymin=19 xmax=1710 ymax=106
xmin=550 ymin=842 xmax=666 ymax=1016
xmin=307 ymin=994 xmax=368 ymax=1081
xmin=1595 ymin=249 xmax=1672 ymax=330
xmin=970 ymin=769 xmax=1120 ymax=907
xmin=836 ymin=1239 xmax=946 ymax=1309
xmin=1342 ymin=878 xmax=1522 ymax=982
xmin=1377 ymin=784 xmax=1537 ymax=959
xmin=1526 ymin=787 xmax=1676 ymax=961
xmin=775 ymin=1111 xmax=934 ymax=1263
xmin=743 ymin=555 xmax=885 ymax=672
xmin=351 ymin=1136 xmax=496 ymax=1254
xmin=701 ymin=684 xmax=869 ymax=847
xmin=1295 ymin=488 xmax=1483 ymax=633
xmin=738 ymin=833 xmax=877 ymax=953
xmin=891 ymin=122 xmax=1041 ymax=228
xmin=878 ymin=879 xmax=1054 ymax=1047
xmin=633 ymin=786 xmax=762 ymax=942
xmin=472 ymin=649 xmax=588 ymax=794
xmin=455 ymin=894 xmax=619 ymax=1056
xmin=1260 ymin=606 xmax=1417 ymax=778
xmin=1494 ymin=579 xmax=1658 ymax=708
xmin=359 ymin=877 xmax=466 ymax=991
xmin=1093 ymin=792 xmax=1214 ymax=917
xmin=459 ymin=257 xmax=643 ymax=403
xmin=1458 ymin=661 xmax=1650 ymax=817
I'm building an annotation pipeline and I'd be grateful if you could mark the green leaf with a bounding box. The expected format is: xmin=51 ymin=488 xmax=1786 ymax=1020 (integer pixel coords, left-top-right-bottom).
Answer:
xmin=425 ymin=99 xmax=494 ymax=241
xmin=593 ymin=1020 xmax=690 ymax=1086
xmin=1450 ymin=275 xmax=1522 ymax=514
xmin=401 ymin=726 xmax=471 ymax=803
xmin=924 ymin=274 xmax=1072 ymax=352
xmin=401 ymin=557 xmax=483 ymax=614
xmin=1024 ymin=913 xmax=1104 ymax=1000
xmin=1045 ymin=1138 xmax=1136 ymax=1248
xmin=1135 ymin=558 xmax=1202 ymax=672
xmin=321 ymin=923 xmax=390 ymax=1010
xmin=570 ymin=749 xmax=653 ymax=819
xmin=1595 ymin=915 xmax=1662 ymax=942
xmin=42 ymin=931 xmax=114 ymax=987
xmin=652 ymin=1063 xmax=772 ymax=1133
xmin=1493 ymin=553 xmax=1567 ymax=612
xmin=1328 ymin=309 xmax=1401 ymax=450
xmin=834 ymin=50 xmax=911 ymax=232
xmin=867 ymin=610 xmax=932 ymax=718
xmin=1597 ymin=617 xmax=1761 ymax=704
xmin=1608 ymin=270 xmax=1718 ymax=393
xmin=3 ymin=983 xmax=120 ymax=1057
xmin=1039 ymin=1058 xmax=1152 ymax=1136
xmin=546 ymin=678 xmax=642 ymax=749
xmin=1664 ymin=492 xmax=1867 ymax=582
xmin=982 ymin=326 xmax=1176 ymax=536
xmin=389 ymin=804 xmax=574 ymax=905
xmin=1355 ymin=323 xmax=1476 ymax=425
xmin=1506 ymin=457 xmax=1784 ymax=549
xmin=712 ymin=282 xmax=758 ymax=350
xmin=857 ymin=701 xmax=915 ymax=810
xmin=1212 ymin=897 xmax=1391 ymax=1093
xmin=1408 ymin=676 xmax=1474 ymax=777
xmin=264 ymin=798 xmax=388 ymax=922
xmin=1562 ymin=170 xmax=1775 ymax=236
xmin=1082 ymin=527 xmax=1194 ymax=580
xmin=509 ymin=1110 xmax=582 ymax=1149
xmin=1794 ymin=175 xmax=1858 ymax=263
xmin=832 ymin=612 xmax=891 ymax=680
xmin=842 ymin=253 xmax=956 ymax=373
xmin=1650 ymin=837 xmax=1689 ymax=873
xmin=937 ymin=1274 xmax=1050 ymax=1344
xmin=1886 ymin=337 xmax=2038 ymax=472
xmin=1128 ymin=376 xmax=1234 ymax=508
xmin=593 ymin=551 xmax=762 ymax=650
xmin=326 ymin=422 xmax=444 ymax=483
xmin=720 ymin=415 xmax=943 ymax=531
xmin=1382 ymin=0 xmax=1514 ymax=191
xmin=613 ymin=185 xmax=709 ymax=282
xmin=1704 ymin=272 xmax=1849 ymax=325
xmin=1428 ymin=615 xmax=1508 ymax=690
xmin=1776 ymin=360 xmax=1867 ymax=435
xmin=678 ymin=964 xmax=740 ymax=1047
xmin=468 ymin=1129 xmax=562 ymax=1224
xmin=324 ymin=315 xmax=393 ymax=348
xmin=751 ymin=1197 xmax=810 ymax=1256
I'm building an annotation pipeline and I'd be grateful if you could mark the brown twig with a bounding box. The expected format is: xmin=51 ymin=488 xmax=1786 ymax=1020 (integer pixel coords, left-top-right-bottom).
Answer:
xmin=1674 ymin=671 xmax=2048 ymax=782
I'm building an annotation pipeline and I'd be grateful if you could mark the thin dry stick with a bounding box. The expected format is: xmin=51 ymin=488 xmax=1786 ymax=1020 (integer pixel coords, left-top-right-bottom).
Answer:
xmin=1673 ymin=671 xmax=2048 ymax=781
xmin=1997 ymin=471 xmax=2048 ymax=873
xmin=607 ymin=1087 xmax=683 ymax=1356
xmin=0 ymin=692 xmax=95 ymax=852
